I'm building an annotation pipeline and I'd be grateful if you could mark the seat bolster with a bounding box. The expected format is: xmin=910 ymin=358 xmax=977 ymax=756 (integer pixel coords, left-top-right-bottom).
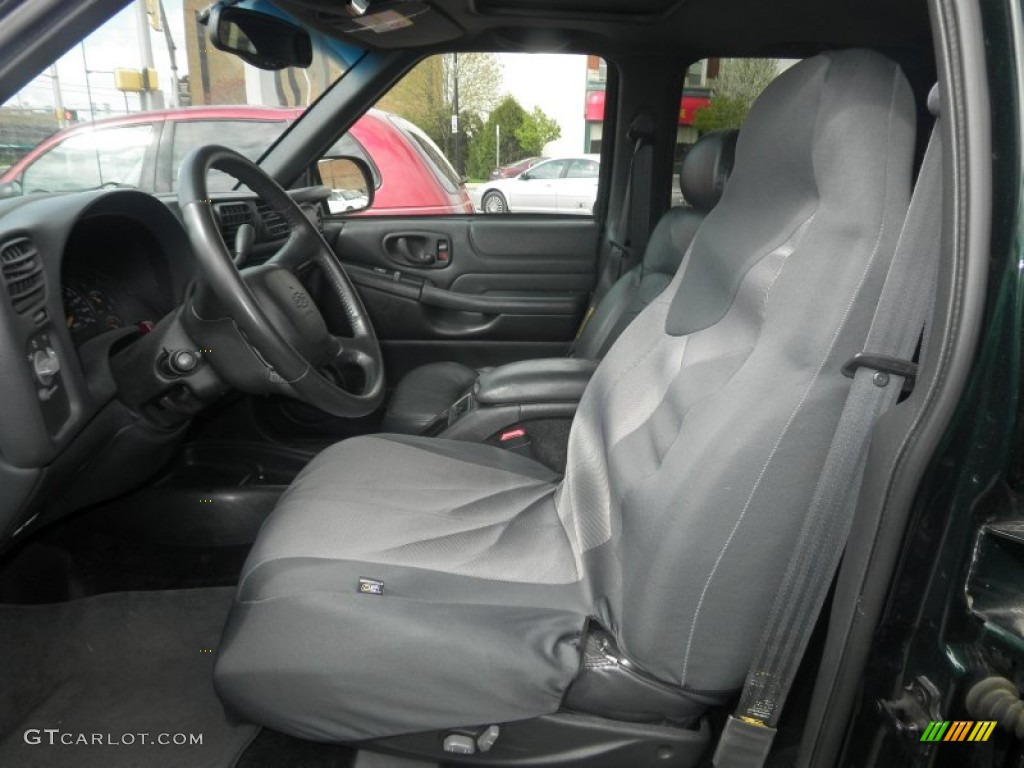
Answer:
xmin=215 ymin=586 xmax=585 ymax=742
xmin=382 ymin=361 xmax=479 ymax=434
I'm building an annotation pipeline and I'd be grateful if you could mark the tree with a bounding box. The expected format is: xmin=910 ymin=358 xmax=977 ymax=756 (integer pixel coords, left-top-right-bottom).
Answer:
xmin=467 ymin=97 xmax=564 ymax=180
xmin=468 ymin=95 xmax=528 ymax=179
xmin=514 ymin=107 xmax=561 ymax=157
xmin=375 ymin=53 xmax=502 ymax=170
xmin=693 ymin=58 xmax=778 ymax=133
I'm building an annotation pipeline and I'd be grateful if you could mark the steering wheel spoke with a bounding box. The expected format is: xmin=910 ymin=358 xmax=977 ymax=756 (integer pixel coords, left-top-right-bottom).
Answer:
xmin=329 ymin=332 xmax=374 ymax=367
xmin=268 ymin=227 xmax=317 ymax=270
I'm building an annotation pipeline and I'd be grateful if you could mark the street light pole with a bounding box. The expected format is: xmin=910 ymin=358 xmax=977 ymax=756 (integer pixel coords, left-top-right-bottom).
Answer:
xmin=452 ymin=53 xmax=461 ymax=176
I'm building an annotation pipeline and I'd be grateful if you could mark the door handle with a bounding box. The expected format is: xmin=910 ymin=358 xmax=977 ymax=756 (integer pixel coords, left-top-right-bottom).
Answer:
xmin=395 ymin=236 xmax=434 ymax=266
xmin=382 ymin=233 xmax=451 ymax=269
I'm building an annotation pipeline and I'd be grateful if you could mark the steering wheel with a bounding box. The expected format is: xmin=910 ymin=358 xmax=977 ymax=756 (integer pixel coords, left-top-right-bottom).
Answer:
xmin=177 ymin=145 xmax=384 ymax=418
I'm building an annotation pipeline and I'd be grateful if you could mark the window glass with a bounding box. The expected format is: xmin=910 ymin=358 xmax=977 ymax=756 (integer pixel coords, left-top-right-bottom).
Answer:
xmin=1 ymin=1 xmax=362 ymax=198
xmin=671 ymin=57 xmax=793 ymax=206
xmin=317 ymin=52 xmax=607 ymax=217
xmin=567 ymin=159 xmax=599 ymax=179
xmin=389 ymin=115 xmax=463 ymax=193
xmin=171 ymin=119 xmax=287 ymax=191
xmin=22 ymin=124 xmax=153 ymax=193
xmin=527 ymin=159 xmax=567 ymax=179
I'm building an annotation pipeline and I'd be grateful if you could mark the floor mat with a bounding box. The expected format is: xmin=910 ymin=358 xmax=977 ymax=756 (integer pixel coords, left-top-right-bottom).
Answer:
xmin=0 ymin=587 xmax=258 ymax=768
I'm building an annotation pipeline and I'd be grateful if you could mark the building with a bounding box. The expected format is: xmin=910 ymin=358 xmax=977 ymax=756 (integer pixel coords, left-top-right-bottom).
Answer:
xmin=583 ymin=55 xmax=716 ymax=155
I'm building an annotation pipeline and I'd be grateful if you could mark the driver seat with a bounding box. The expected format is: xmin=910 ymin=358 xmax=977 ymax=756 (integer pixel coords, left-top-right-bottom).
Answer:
xmin=215 ymin=50 xmax=915 ymax=759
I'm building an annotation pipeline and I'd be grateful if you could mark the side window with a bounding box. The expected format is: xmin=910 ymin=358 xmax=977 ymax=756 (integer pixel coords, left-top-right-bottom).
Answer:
xmin=316 ymin=52 xmax=608 ymax=216
xmin=527 ymin=159 xmax=567 ymax=179
xmin=567 ymin=159 xmax=599 ymax=179
xmin=671 ymin=58 xmax=791 ymax=206
xmin=21 ymin=124 xmax=153 ymax=194
xmin=171 ymin=120 xmax=287 ymax=192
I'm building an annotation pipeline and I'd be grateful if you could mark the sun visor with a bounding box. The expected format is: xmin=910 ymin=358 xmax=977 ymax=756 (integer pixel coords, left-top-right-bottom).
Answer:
xmin=276 ymin=1 xmax=464 ymax=48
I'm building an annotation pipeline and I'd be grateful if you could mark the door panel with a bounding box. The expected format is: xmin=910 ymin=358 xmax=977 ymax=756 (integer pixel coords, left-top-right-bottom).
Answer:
xmin=512 ymin=178 xmax=558 ymax=211
xmin=324 ymin=215 xmax=599 ymax=380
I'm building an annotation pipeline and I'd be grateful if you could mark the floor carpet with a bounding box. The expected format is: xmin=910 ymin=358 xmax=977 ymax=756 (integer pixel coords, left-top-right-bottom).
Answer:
xmin=0 ymin=587 xmax=259 ymax=767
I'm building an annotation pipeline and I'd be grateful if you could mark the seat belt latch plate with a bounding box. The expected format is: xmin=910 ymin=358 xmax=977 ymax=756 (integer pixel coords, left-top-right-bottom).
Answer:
xmin=713 ymin=715 xmax=777 ymax=768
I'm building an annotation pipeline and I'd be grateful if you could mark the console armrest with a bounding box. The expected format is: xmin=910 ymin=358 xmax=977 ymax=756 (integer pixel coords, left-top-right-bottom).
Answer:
xmin=474 ymin=358 xmax=599 ymax=406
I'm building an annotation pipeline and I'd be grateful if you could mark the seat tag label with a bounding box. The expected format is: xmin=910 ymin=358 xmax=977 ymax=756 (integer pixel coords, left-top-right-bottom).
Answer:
xmin=358 ymin=578 xmax=384 ymax=596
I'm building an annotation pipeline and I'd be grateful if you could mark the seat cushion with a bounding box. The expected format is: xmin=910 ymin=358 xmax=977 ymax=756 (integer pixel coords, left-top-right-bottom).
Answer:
xmin=381 ymin=361 xmax=479 ymax=434
xmin=215 ymin=434 xmax=588 ymax=742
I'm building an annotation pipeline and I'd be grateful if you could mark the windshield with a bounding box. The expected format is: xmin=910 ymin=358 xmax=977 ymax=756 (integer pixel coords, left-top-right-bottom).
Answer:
xmin=0 ymin=0 xmax=362 ymax=197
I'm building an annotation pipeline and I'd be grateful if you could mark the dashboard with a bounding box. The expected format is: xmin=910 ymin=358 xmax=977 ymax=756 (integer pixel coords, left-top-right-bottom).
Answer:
xmin=0 ymin=186 xmax=315 ymax=547
xmin=62 ymin=281 xmax=126 ymax=343
xmin=59 ymin=213 xmax=177 ymax=346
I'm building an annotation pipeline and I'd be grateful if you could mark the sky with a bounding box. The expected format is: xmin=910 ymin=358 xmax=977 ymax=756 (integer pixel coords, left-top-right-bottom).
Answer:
xmin=496 ymin=53 xmax=589 ymax=156
xmin=6 ymin=2 xmax=592 ymax=155
xmin=11 ymin=0 xmax=188 ymax=119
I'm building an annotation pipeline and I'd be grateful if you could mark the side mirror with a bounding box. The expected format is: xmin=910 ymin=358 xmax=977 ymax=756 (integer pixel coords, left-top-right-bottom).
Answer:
xmin=202 ymin=4 xmax=313 ymax=70
xmin=0 ymin=180 xmax=22 ymax=199
xmin=317 ymin=156 xmax=374 ymax=215
xmin=520 ymin=172 xmax=533 ymax=181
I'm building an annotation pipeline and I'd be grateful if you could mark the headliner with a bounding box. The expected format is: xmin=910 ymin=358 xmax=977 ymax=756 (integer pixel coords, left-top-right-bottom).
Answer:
xmin=273 ymin=0 xmax=933 ymax=60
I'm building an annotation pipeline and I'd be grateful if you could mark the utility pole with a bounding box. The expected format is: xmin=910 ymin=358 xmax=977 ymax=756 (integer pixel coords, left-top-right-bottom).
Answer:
xmin=50 ymin=65 xmax=65 ymax=126
xmin=452 ymin=53 xmax=461 ymax=176
xmin=80 ymin=45 xmax=96 ymax=121
xmin=158 ymin=0 xmax=179 ymax=107
xmin=135 ymin=0 xmax=157 ymax=110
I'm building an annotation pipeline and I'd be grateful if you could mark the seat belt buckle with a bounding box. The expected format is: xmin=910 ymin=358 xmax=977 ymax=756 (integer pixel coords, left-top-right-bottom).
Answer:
xmin=841 ymin=352 xmax=918 ymax=393
xmin=713 ymin=715 xmax=777 ymax=768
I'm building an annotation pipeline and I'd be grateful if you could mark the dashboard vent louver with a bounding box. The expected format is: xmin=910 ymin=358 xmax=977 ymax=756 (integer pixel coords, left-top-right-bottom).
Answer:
xmin=215 ymin=203 xmax=255 ymax=245
xmin=256 ymin=201 xmax=290 ymax=239
xmin=1 ymin=237 xmax=46 ymax=315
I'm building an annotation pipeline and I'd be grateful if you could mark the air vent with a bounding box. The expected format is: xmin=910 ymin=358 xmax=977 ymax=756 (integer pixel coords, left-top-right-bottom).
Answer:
xmin=1 ymin=237 xmax=45 ymax=315
xmin=215 ymin=202 xmax=255 ymax=244
xmin=256 ymin=201 xmax=290 ymax=240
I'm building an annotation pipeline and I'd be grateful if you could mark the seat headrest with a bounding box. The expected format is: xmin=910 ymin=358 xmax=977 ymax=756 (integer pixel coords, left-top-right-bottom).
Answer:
xmin=680 ymin=129 xmax=739 ymax=211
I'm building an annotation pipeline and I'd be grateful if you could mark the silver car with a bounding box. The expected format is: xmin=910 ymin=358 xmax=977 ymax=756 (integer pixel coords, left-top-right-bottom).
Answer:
xmin=475 ymin=155 xmax=600 ymax=215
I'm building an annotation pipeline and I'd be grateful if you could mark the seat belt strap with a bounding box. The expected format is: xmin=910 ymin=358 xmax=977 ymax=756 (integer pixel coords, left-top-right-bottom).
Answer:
xmin=713 ymin=101 xmax=943 ymax=768
xmin=606 ymin=112 xmax=656 ymax=285
xmin=583 ymin=113 xmax=656 ymax=344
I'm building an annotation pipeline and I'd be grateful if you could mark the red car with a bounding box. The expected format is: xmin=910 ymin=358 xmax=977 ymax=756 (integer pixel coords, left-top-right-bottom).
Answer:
xmin=488 ymin=155 xmax=546 ymax=180
xmin=0 ymin=105 xmax=473 ymax=215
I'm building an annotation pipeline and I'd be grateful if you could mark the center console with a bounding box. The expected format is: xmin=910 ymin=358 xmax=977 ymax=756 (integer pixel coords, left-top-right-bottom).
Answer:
xmin=422 ymin=357 xmax=599 ymax=470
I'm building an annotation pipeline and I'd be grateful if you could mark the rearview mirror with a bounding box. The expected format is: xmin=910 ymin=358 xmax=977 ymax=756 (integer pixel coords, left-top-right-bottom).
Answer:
xmin=318 ymin=156 xmax=374 ymax=215
xmin=203 ymin=4 xmax=313 ymax=70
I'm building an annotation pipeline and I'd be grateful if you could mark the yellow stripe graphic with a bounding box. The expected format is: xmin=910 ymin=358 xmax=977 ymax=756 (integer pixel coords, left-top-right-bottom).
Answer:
xmin=980 ymin=721 xmax=997 ymax=741
xmin=967 ymin=722 xmax=985 ymax=741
